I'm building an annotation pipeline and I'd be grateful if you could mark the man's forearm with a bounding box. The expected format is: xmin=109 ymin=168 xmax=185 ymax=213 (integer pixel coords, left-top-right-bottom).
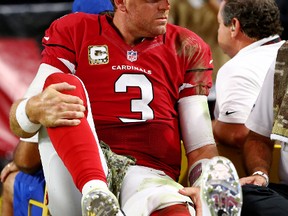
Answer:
xmin=186 ymin=144 xmax=218 ymax=186
xmin=13 ymin=140 xmax=41 ymax=174
xmin=187 ymin=144 xmax=218 ymax=169
xmin=213 ymin=120 xmax=249 ymax=148
xmin=243 ymin=131 xmax=274 ymax=175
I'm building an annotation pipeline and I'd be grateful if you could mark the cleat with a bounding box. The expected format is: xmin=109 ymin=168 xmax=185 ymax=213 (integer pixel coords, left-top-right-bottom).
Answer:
xmin=82 ymin=188 xmax=121 ymax=216
xmin=201 ymin=156 xmax=242 ymax=216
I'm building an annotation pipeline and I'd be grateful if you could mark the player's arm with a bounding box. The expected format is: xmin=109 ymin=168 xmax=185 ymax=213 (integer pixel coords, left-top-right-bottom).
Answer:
xmin=178 ymin=57 xmax=216 ymax=168
xmin=178 ymin=95 xmax=217 ymax=216
xmin=178 ymin=33 xmax=217 ymax=180
xmin=178 ymin=95 xmax=218 ymax=169
xmin=177 ymin=36 xmax=217 ymax=214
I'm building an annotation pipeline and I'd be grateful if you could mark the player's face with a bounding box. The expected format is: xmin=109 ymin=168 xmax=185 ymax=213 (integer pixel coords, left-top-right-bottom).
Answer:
xmin=125 ymin=0 xmax=170 ymax=38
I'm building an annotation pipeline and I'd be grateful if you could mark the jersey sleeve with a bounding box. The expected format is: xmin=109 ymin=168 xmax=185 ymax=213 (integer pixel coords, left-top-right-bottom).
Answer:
xmin=41 ymin=13 xmax=93 ymax=74
xmin=179 ymin=31 xmax=213 ymax=99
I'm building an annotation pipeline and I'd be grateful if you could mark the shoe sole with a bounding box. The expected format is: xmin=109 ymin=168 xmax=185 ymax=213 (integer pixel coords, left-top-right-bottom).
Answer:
xmin=82 ymin=190 xmax=120 ymax=216
xmin=201 ymin=157 xmax=242 ymax=216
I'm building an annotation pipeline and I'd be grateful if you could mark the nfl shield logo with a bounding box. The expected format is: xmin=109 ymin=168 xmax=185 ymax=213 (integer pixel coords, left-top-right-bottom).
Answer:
xmin=127 ymin=50 xmax=138 ymax=62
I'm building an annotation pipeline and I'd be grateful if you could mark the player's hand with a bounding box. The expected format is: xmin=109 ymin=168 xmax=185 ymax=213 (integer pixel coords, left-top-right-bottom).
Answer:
xmin=27 ymin=82 xmax=86 ymax=127
xmin=179 ymin=187 xmax=202 ymax=216
xmin=0 ymin=161 xmax=19 ymax=182
xmin=240 ymin=175 xmax=267 ymax=187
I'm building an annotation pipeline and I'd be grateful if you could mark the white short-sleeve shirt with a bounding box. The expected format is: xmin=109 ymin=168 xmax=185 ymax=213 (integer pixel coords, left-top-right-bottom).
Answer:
xmin=214 ymin=36 xmax=285 ymax=124
xmin=245 ymin=59 xmax=288 ymax=185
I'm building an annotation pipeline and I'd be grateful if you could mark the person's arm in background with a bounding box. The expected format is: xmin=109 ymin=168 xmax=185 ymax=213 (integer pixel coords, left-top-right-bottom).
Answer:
xmin=13 ymin=140 xmax=41 ymax=174
xmin=0 ymin=139 xmax=41 ymax=216
xmin=213 ymin=121 xmax=249 ymax=148
xmin=239 ymin=55 xmax=275 ymax=187
xmin=0 ymin=139 xmax=41 ymax=181
xmin=240 ymin=131 xmax=273 ymax=186
xmin=0 ymin=161 xmax=18 ymax=216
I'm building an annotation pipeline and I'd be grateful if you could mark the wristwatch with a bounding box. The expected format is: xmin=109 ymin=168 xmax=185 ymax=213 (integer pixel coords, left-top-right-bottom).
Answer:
xmin=252 ymin=171 xmax=269 ymax=187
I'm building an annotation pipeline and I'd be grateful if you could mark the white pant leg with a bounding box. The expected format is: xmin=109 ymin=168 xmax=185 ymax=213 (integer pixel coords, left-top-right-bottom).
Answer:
xmin=120 ymin=165 xmax=195 ymax=216
xmin=38 ymin=77 xmax=109 ymax=215
xmin=39 ymin=129 xmax=82 ymax=216
xmin=83 ymin=78 xmax=108 ymax=175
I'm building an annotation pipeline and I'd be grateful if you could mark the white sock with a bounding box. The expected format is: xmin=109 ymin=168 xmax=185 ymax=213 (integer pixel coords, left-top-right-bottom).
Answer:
xmin=81 ymin=180 xmax=108 ymax=195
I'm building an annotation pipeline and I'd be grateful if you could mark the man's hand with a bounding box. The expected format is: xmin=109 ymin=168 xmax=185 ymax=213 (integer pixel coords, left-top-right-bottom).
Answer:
xmin=27 ymin=82 xmax=86 ymax=128
xmin=240 ymin=175 xmax=267 ymax=187
xmin=0 ymin=161 xmax=19 ymax=183
xmin=179 ymin=187 xmax=202 ymax=216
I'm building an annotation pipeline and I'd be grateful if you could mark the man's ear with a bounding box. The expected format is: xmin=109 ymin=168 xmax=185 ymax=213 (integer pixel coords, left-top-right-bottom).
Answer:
xmin=230 ymin=18 xmax=240 ymax=34
xmin=114 ymin=0 xmax=125 ymax=11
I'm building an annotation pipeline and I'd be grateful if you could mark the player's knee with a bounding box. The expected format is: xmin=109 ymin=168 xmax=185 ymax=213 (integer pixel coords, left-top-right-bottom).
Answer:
xmin=44 ymin=73 xmax=86 ymax=99
xmin=44 ymin=73 xmax=83 ymax=90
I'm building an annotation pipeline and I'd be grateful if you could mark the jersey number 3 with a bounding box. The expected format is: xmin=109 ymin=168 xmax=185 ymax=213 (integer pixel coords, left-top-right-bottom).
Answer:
xmin=115 ymin=74 xmax=154 ymax=123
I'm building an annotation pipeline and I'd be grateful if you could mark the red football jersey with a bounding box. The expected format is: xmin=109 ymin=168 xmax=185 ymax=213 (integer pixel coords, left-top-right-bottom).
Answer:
xmin=41 ymin=13 xmax=213 ymax=180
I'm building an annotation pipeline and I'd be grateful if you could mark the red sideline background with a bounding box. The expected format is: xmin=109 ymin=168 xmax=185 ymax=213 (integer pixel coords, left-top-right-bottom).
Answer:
xmin=0 ymin=1 xmax=72 ymax=164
